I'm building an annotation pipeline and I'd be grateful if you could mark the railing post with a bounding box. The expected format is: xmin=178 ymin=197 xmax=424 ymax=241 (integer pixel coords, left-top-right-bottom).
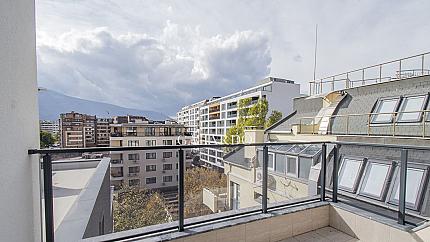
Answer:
xmin=332 ymin=145 xmax=339 ymax=203
xmin=422 ymin=54 xmax=425 ymax=76
xmin=178 ymin=149 xmax=185 ymax=231
xmin=332 ymin=77 xmax=335 ymax=91
xmin=362 ymin=69 xmax=365 ymax=85
xmin=379 ymin=64 xmax=382 ymax=83
xmin=398 ymin=149 xmax=408 ymax=225
xmin=262 ymin=145 xmax=268 ymax=213
xmin=320 ymin=143 xmax=327 ymax=201
xmin=346 ymin=72 xmax=349 ymax=88
xmin=43 ymin=154 xmax=54 ymax=242
xmin=399 ymin=60 xmax=402 ymax=79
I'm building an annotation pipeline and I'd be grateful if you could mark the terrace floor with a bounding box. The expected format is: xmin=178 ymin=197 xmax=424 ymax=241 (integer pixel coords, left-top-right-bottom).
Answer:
xmin=279 ymin=227 xmax=358 ymax=242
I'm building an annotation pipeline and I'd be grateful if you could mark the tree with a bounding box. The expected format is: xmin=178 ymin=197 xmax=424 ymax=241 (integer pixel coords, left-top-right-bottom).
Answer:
xmin=40 ymin=131 xmax=56 ymax=148
xmin=224 ymin=98 xmax=282 ymax=144
xmin=265 ymin=110 xmax=283 ymax=128
xmin=184 ymin=167 xmax=227 ymax=218
xmin=113 ymin=186 xmax=171 ymax=232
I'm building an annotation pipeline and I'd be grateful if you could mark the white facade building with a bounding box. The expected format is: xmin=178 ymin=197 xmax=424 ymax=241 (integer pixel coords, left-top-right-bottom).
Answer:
xmin=39 ymin=120 xmax=60 ymax=134
xmin=176 ymin=99 xmax=208 ymax=145
xmin=199 ymin=77 xmax=300 ymax=169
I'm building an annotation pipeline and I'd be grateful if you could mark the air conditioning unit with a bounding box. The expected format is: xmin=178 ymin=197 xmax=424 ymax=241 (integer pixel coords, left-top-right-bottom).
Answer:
xmin=162 ymin=158 xmax=166 ymax=162
xmin=162 ymin=170 xmax=166 ymax=173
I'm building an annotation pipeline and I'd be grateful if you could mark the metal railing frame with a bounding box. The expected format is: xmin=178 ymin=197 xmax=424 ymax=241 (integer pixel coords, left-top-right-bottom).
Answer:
xmin=309 ymin=52 xmax=430 ymax=95
xmin=28 ymin=140 xmax=429 ymax=241
xmin=298 ymin=110 xmax=430 ymax=137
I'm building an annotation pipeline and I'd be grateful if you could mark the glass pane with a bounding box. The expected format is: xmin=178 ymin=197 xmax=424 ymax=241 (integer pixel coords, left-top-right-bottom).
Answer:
xmin=287 ymin=145 xmax=308 ymax=154
xmin=397 ymin=96 xmax=425 ymax=122
xmin=392 ymin=168 xmax=425 ymax=206
xmin=372 ymin=99 xmax=398 ymax=123
xmin=339 ymin=158 xmax=363 ymax=190
xmin=301 ymin=145 xmax=321 ymax=156
xmin=276 ymin=145 xmax=294 ymax=152
xmin=268 ymin=154 xmax=274 ymax=169
xmin=275 ymin=154 xmax=286 ymax=173
xmin=360 ymin=163 xmax=390 ymax=198
xmin=299 ymin=157 xmax=313 ymax=179
xmin=287 ymin=157 xmax=297 ymax=175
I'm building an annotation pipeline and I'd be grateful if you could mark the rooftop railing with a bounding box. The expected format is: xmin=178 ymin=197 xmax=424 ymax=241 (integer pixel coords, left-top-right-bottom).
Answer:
xmin=309 ymin=52 xmax=430 ymax=95
xmin=28 ymin=141 xmax=428 ymax=242
xmin=298 ymin=110 xmax=430 ymax=137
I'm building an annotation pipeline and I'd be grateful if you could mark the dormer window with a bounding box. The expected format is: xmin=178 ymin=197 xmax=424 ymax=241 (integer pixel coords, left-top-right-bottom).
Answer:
xmin=396 ymin=94 xmax=428 ymax=123
xmin=371 ymin=97 xmax=400 ymax=123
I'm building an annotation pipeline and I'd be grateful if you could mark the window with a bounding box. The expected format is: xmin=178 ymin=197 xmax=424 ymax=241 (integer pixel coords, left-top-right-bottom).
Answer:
xmin=397 ymin=95 xmax=427 ymax=122
xmin=146 ymin=177 xmax=156 ymax=184
xmin=268 ymin=153 xmax=275 ymax=170
xmin=176 ymin=163 xmax=179 ymax=169
xmin=359 ymin=161 xmax=393 ymax=200
xmin=163 ymin=152 xmax=173 ymax=158
xmin=275 ymin=154 xmax=286 ymax=173
xmin=144 ymin=127 xmax=155 ymax=136
xmin=286 ymin=156 xmax=297 ymax=176
xmin=230 ymin=182 xmax=240 ymax=210
xmin=163 ymin=140 xmax=173 ymax=145
xmin=128 ymin=166 xmax=140 ymax=174
xmin=145 ymin=152 xmax=156 ymax=159
xmin=128 ymin=153 xmax=140 ymax=160
xmin=145 ymin=140 xmax=156 ymax=146
xmin=146 ymin=165 xmax=156 ymax=172
xmin=127 ymin=140 xmax=139 ymax=147
xmin=389 ymin=166 xmax=428 ymax=210
xmin=338 ymin=157 xmax=365 ymax=192
xmin=163 ymin=164 xmax=173 ymax=170
xmin=371 ymin=97 xmax=400 ymax=123
xmin=129 ymin=179 xmax=140 ymax=186
xmin=298 ymin=157 xmax=313 ymax=179
xmin=163 ymin=176 xmax=173 ymax=182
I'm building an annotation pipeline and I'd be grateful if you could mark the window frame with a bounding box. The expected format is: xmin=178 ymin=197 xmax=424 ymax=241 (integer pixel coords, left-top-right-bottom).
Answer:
xmin=268 ymin=153 xmax=275 ymax=171
xmin=357 ymin=159 xmax=395 ymax=201
xmin=145 ymin=152 xmax=157 ymax=159
xmin=145 ymin=177 xmax=157 ymax=184
xmin=387 ymin=163 xmax=429 ymax=211
xmin=145 ymin=164 xmax=156 ymax=172
xmin=163 ymin=175 xmax=173 ymax=183
xmin=396 ymin=94 xmax=429 ymax=123
xmin=370 ymin=96 xmax=401 ymax=124
xmin=163 ymin=163 xmax=173 ymax=170
xmin=337 ymin=156 xmax=367 ymax=193
xmin=286 ymin=155 xmax=299 ymax=177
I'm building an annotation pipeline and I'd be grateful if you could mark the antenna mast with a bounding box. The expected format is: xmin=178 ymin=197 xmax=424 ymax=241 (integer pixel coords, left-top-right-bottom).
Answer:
xmin=313 ymin=24 xmax=318 ymax=81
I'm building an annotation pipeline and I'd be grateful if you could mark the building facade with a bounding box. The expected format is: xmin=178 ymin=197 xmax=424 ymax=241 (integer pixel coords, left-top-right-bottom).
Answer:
xmin=39 ymin=120 xmax=60 ymax=134
xmin=199 ymin=77 xmax=301 ymax=169
xmin=109 ymin=120 xmax=193 ymax=191
xmin=59 ymin=112 xmax=113 ymax=148
xmin=176 ymin=99 xmax=208 ymax=145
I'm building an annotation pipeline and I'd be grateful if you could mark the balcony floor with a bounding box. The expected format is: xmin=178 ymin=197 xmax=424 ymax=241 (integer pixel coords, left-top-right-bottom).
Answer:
xmin=279 ymin=227 xmax=358 ymax=242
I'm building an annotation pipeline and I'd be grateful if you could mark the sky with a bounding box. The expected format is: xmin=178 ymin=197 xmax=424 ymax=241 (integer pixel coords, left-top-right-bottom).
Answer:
xmin=36 ymin=0 xmax=430 ymax=115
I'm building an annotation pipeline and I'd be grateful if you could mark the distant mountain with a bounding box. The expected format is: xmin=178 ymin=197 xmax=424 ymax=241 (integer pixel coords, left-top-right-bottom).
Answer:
xmin=38 ymin=89 xmax=169 ymax=121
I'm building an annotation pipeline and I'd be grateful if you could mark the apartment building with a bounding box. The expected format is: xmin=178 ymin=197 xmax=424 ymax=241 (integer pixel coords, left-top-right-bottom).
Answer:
xmin=109 ymin=120 xmax=193 ymax=191
xmin=222 ymin=55 xmax=430 ymax=233
xmin=96 ymin=118 xmax=113 ymax=147
xmin=176 ymin=99 xmax=208 ymax=145
xmin=39 ymin=120 xmax=60 ymax=134
xmin=59 ymin=112 xmax=113 ymax=148
xmin=199 ymin=77 xmax=300 ymax=169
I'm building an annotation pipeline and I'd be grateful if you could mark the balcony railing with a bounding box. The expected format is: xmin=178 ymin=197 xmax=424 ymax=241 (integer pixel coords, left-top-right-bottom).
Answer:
xmin=298 ymin=109 xmax=430 ymax=137
xmin=28 ymin=141 xmax=426 ymax=242
xmin=309 ymin=52 xmax=430 ymax=95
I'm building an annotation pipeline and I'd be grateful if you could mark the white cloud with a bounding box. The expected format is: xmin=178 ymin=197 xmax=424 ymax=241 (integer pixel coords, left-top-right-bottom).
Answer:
xmin=37 ymin=24 xmax=271 ymax=115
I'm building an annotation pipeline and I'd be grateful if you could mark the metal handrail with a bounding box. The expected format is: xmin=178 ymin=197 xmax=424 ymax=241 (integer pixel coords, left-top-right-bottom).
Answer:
xmin=30 ymin=140 xmax=428 ymax=241
xmin=309 ymin=52 xmax=430 ymax=95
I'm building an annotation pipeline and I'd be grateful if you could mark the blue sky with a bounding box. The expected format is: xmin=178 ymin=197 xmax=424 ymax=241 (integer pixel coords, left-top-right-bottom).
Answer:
xmin=36 ymin=0 xmax=430 ymax=115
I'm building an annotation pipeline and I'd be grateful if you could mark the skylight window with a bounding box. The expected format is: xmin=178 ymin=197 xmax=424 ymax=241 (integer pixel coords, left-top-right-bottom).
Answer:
xmin=397 ymin=95 xmax=427 ymax=122
xmin=371 ymin=97 xmax=400 ymax=123
xmin=287 ymin=144 xmax=307 ymax=154
xmin=338 ymin=157 xmax=365 ymax=192
xmin=389 ymin=167 xmax=428 ymax=210
xmin=286 ymin=156 xmax=297 ymax=176
xmin=359 ymin=161 xmax=393 ymax=200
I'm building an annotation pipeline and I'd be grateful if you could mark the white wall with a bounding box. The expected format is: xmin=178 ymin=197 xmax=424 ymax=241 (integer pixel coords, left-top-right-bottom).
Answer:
xmin=0 ymin=1 xmax=41 ymax=241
